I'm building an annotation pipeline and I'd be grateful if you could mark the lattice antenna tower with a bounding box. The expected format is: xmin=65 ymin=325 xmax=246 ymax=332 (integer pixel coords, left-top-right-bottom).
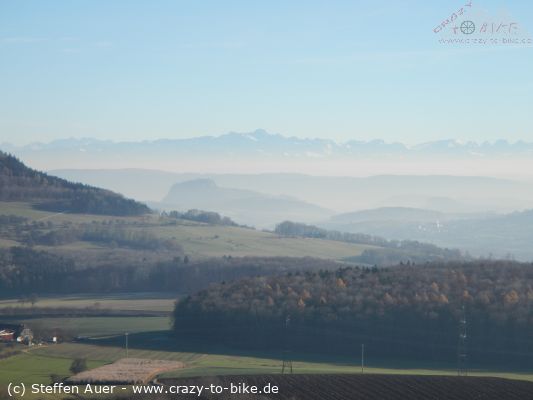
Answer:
xmin=457 ymin=305 xmax=467 ymax=376
xmin=281 ymin=314 xmax=293 ymax=374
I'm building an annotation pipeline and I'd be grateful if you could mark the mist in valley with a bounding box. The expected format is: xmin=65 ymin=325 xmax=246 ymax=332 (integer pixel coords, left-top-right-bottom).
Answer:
xmin=3 ymin=130 xmax=533 ymax=260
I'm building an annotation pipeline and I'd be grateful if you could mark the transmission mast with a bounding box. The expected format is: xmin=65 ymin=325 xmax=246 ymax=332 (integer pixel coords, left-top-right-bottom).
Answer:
xmin=361 ymin=343 xmax=365 ymax=374
xmin=281 ymin=314 xmax=293 ymax=374
xmin=457 ymin=305 xmax=467 ymax=376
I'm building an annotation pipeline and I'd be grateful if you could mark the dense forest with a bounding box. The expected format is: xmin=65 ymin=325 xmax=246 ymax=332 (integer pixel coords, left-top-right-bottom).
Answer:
xmin=173 ymin=261 xmax=533 ymax=367
xmin=0 ymin=151 xmax=149 ymax=216
xmin=275 ymin=221 xmax=466 ymax=265
xmin=0 ymin=246 xmax=341 ymax=295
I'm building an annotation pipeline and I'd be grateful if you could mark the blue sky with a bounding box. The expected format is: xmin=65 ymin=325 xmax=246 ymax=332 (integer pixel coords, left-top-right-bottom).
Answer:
xmin=1 ymin=0 xmax=532 ymax=145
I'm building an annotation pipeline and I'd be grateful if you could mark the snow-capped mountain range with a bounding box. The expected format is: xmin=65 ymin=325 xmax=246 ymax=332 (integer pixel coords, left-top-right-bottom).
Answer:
xmin=3 ymin=129 xmax=533 ymax=158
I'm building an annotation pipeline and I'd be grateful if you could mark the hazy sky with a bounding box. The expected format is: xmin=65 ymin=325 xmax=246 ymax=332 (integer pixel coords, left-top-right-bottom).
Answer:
xmin=1 ymin=0 xmax=532 ymax=145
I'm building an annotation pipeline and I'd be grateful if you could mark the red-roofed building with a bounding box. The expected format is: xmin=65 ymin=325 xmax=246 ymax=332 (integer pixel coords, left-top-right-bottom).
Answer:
xmin=0 ymin=329 xmax=15 ymax=342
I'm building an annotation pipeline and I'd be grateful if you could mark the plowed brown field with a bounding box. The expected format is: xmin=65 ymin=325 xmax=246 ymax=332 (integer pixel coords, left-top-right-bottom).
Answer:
xmin=157 ymin=374 xmax=533 ymax=400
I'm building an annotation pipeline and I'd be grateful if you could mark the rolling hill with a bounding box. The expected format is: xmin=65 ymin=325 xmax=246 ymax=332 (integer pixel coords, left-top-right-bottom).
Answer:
xmin=321 ymin=207 xmax=533 ymax=261
xmin=0 ymin=200 xmax=372 ymax=263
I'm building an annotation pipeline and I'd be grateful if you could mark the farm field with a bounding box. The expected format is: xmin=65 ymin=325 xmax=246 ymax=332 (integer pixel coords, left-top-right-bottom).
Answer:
xmin=67 ymin=358 xmax=184 ymax=384
xmin=0 ymin=293 xmax=177 ymax=313
xmin=18 ymin=317 xmax=171 ymax=338
xmin=159 ymin=374 xmax=533 ymax=400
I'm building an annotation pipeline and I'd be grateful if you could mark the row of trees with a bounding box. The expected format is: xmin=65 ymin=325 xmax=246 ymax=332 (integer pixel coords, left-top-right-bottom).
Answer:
xmin=164 ymin=209 xmax=239 ymax=226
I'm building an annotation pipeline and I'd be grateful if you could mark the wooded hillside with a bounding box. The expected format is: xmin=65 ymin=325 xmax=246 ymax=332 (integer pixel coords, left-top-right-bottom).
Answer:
xmin=0 ymin=151 xmax=149 ymax=216
xmin=174 ymin=261 xmax=533 ymax=367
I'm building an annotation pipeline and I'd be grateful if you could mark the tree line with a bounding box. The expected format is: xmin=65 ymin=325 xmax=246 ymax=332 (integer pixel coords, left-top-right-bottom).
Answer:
xmin=0 ymin=246 xmax=341 ymax=295
xmin=164 ymin=209 xmax=240 ymax=227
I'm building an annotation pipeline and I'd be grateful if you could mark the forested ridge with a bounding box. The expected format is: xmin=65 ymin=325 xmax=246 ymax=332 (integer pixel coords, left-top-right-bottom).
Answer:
xmin=0 ymin=151 xmax=149 ymax=216
xmin=174 ymin=261 xmax=533 ymax=366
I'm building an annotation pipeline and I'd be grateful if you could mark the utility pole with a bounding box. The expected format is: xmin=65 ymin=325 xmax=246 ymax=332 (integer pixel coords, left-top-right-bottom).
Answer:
xmin=361 ymin=344 xmax=365 ymax=374
xmin=125 ymin=332 xmax=129 ymax=358
xmin=457 ymin=306 xmax=467 ymax=376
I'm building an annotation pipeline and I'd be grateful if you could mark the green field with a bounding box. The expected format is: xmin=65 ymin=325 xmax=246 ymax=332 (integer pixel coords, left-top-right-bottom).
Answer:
xmin=0 ymin=353 xmax=105 ymax=385
xmin=0 ymin=293 xmax=177 ymax=313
